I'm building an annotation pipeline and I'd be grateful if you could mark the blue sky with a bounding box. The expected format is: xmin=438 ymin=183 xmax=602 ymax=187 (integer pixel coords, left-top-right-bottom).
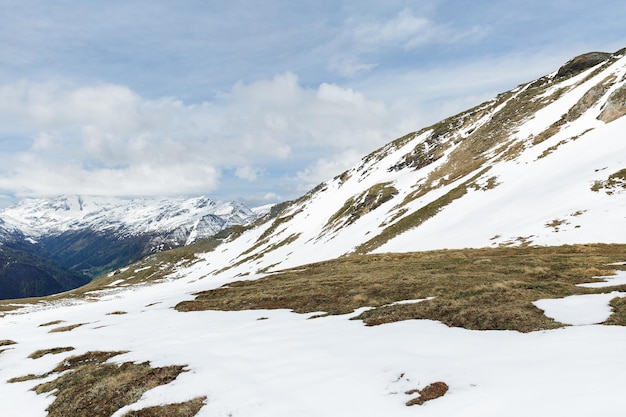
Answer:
xmin=0 ymin=0 xmax=624 ymax=207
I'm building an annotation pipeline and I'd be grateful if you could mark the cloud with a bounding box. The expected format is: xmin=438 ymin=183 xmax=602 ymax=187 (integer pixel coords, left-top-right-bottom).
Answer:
xmin=0 ymin=74 xmax=415 ymax=201
xmin=328 ymin=57 xmax=377 ymax=78
xmin=4 ymin=50 xmax=558 ymax=203
xmin=294 ymin=149 xmax=365 ymax=192
xmin=263 ymin=192 xmax=282 ymax=202
xmin=327 ymin=8 xmax=488 ymax=78
xmin=351 ymin=9 xmax=432 ymax=48
xmin=235 ymin=166 xmax=261 ymax=182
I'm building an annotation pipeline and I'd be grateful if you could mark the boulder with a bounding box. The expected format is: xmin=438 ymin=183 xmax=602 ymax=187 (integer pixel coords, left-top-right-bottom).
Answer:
xmin=555 ymin=52 xmax=611 ymax=78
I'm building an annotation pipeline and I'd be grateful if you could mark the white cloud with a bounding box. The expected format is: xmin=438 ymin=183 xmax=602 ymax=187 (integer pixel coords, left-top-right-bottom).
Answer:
xmin=263 ymin=192 xmax=282 ymax=202
xmin=328 ymin=57 xmax=377 ymax=78
xmin=327 ymin=8 xmax=488 ymax=79
xmin=0 ymin=46 xmax=571 ymax=203
xmin=352 ymin=9 xmax=432 ymax=48
xmin=294 ymin=149 xmax=365 ymax=192
xmin=235 ymin=166 xmax=261 ymax=182
xmin=0 ymin=75 xmax=416 ymax=200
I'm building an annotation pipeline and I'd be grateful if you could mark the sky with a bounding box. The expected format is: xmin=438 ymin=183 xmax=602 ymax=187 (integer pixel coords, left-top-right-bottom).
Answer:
xmin=0 ymin=0 xmax=624 ymax=208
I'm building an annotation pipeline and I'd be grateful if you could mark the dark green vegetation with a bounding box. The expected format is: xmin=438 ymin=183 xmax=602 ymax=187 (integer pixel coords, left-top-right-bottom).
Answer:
xmin=0 ymin=230 xmax=234 ymax=313
xmin=9 ymin=351 xmax=190 ymax=417
xmin=0 ymin=218 xmax=253 ymax=300
xmin=0 ymin=230 xmax=152 ymax=300
xmin=0 ymin=225 xmax=243 ymax=306
xmin=0 ymin=244 xmax=90 ymax=300
xmin=36 ymin=230 xmax=154 ymax=279
xmin=177 ymin=244 xmax=626 ymax=332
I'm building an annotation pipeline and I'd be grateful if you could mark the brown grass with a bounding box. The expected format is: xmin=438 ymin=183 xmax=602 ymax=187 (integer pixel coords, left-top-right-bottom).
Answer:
xmin=122 ymin=396 xmax=206 ymax=417
xmin=28 ymin=347 xmax=75 ymax=359
xmin=0 ymin=339 xmax=17 ymax=346
xmin=591 ymin=168 xmax=626 ymax=194
xmin=33 ymin=351 xmax=186 ymax=417
xmin=48 ymin=323 xmax=86 ymax=333
xmin=177 ymin=244 xmax=626 ymax=332
xmin=406 ymin=381 xmax=449 ymax=406
xmin=39 ymin=320 xmax=65 ymax=327
xmin=324 ymin=182 xmax=398 ymax=232
xmin=604 ymin=296 xmax=626 ymax=325
xmin=8 ymin=374 xmax=40 ymax=383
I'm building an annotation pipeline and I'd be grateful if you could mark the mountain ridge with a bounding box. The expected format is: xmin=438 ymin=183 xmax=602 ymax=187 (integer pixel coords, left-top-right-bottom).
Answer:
xmin=199 ymin=48 xmax=626 ymax=276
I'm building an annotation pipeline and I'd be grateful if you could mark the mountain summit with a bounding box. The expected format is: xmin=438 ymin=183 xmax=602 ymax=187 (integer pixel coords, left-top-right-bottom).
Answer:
xmin=2 ymin=49 xmax=626 ymax=417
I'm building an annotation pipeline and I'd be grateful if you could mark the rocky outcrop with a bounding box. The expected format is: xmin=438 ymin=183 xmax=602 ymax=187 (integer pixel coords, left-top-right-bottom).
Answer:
xmin=555 ymin=52 xmax=611 ymax=78
xmin=598 ymin=84 xmax=626 ymax=123
xmin=565 ymin=75 xmax=616 ymax=122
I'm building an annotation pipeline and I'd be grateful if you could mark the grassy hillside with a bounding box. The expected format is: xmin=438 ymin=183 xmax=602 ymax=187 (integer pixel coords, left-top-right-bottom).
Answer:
xmin=177 ymin=244 xmax=626 ymax=332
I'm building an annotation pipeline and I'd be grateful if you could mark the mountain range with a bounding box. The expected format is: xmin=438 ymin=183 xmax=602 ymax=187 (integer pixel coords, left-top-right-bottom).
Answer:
xmin=1 ymin=49 xmax=626 ymax=416
xmin=0 ymin=196 xmax=259 ymax=299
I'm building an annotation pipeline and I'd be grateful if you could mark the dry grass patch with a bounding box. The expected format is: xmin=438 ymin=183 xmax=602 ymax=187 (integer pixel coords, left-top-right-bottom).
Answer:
xmin=8 ymin=374 xmax=40 ymax=383
xmin=48 ymin=323 xmax=86 ymax=333
xmin=0 ymin=339 xmax=17 ymax=346
xmin=107 ymin=311 xmax=128 ymax=315
xmin=39 ymin=320 xmax=65 ymax=327
xmin=604 ymin=297 xmax=626 ymax=326
xmin=177 ymin=244 xmax=626 ymax=332
xmin=406 ymin=381 xmax=449 ymax=406
xmin=122 ymin=396 xmax=206 ymax=417
xmin=591 ymin=168 xmax=626 ymax=194
xmin=29 ymin=347 xmax=75 ymax=359
xmin=324 ymin=182 xmax=398 ymax=232
xmin=32 ymin=351 xmax=186 ymax=417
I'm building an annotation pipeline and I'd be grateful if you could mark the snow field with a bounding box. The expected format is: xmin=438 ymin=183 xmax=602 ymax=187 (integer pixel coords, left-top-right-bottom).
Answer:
xmin=2 ymin=266 xmax=626 ymax=416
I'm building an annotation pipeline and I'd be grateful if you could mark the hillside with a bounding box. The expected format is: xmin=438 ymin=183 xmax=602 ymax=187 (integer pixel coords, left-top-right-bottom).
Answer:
xmin=175 ymin=48 xmax=626 ymax=277
xmin=1 ymin=49 xmax=626 ymax=416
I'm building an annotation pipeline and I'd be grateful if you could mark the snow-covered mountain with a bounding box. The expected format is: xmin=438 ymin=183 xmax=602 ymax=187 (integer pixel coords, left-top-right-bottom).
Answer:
xmin=2 ymin=49 xmax=626 ymax=417
xmin=196 ymin=49 xmax=626 ymax=276
xmin=0 ymin=196 xmax=258 ymax=299
xmin=0 ymin=195 xmax=256 ymax=246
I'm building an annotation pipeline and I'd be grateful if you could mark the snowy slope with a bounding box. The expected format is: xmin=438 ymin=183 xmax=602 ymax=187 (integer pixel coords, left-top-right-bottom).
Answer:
xmin=192 ymin=49 xmax=626 ymax=276
xmin=2 ymin=49 xmax=626 ymax=417
xmin=2 ymin=255 xmax=626 ymax=416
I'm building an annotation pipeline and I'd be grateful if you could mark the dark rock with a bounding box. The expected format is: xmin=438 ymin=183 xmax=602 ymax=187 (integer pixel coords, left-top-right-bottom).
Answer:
xmin=555 ymin=52 xmax=611 ymax=78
